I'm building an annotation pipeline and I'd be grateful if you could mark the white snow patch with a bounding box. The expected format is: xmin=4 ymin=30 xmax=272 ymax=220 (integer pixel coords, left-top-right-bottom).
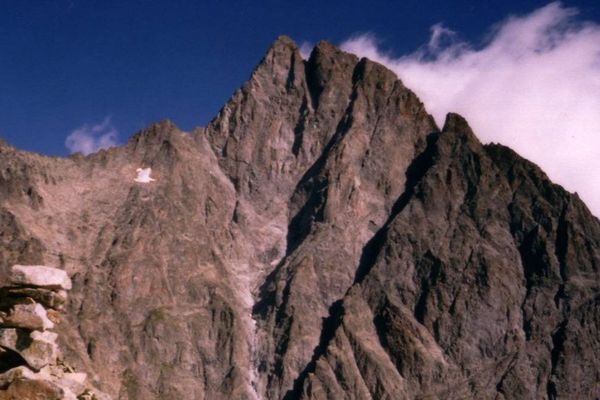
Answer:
xmin=134 ymin=167 xmax=156 ymax=183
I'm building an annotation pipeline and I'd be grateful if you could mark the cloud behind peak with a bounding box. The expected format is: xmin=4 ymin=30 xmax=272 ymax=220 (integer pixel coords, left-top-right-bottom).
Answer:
xmin=65 ymin=116 xmax=119 ymax=155
xmin=341 ymin=2 xmax=600 ymax=217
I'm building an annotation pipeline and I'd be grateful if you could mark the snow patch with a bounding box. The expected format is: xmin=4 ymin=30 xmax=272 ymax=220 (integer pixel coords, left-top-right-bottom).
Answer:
xmin=134 ymin=167 xmax=156 ymax=183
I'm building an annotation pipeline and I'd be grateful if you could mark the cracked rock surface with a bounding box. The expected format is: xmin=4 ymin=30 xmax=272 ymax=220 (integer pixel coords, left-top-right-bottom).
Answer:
xmin=0 ymin=36 xmax=599 ymax=399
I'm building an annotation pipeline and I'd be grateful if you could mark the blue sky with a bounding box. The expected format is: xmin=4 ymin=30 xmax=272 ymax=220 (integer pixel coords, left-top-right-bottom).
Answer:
xmin=1 ymin=0 xmax=597 ymax=155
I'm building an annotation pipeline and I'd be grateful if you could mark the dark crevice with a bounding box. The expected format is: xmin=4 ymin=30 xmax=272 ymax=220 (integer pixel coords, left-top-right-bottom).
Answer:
xmin=285 ymin=51 xmax=298 ymax=92
xmin=555 ymin=205 xmax=569 ymax=281
xmin=414 ymin=252 xmax=443 ymax=324
xmin=0 ymin=346 xmax=28 ymax=375
xmin=351 ymin=58 xmax=369 ymax=84
xmin=353 ymin=131 xmax=440 ymax=284
xmin=286 ymin=176 xmax=328 ymax=255
xmin=86 ymin=340 xmax=95 ymax=358
xmin=513 ymin=225 xmax=549 ymax=339
xmin=282 ymin=300 xmax=345 ymax=400
xmin=462 ymin=153 xmax=483 ymax=220
xmin=553 ymin=285 xmax=567 ymax=309
xmin=553 ymin=204 xmax=570 ymax=309
xmin=291 ymin=97 xmax=309 ymax=157
xmin=304 ymin=55 xmax=324 ymax=111
xmin=372 ymin=298 xmax=397 ymax=371
xmin=252 ymin=259 xmax=285 ymax=319
xmin=546 ymin=320 xmax=568 ymax=400
xmin=271 ymin=274 xmax=296 ymax=367
xmin=518 ymin=226 xmax=545 ymax=292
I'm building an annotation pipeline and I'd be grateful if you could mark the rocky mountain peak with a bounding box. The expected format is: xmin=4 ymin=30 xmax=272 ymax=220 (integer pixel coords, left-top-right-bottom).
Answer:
xmin=245 ymin=36 xmax=304 ymax=97
xmin=442 ymin=112 xmax=472 ymax=135
xmin=0 ymin=37 xmax=599 ymax=400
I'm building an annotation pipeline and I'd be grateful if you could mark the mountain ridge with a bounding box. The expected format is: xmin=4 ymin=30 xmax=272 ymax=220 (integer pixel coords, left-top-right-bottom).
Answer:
xmin=0 ymin=36 xmax=599 ymax=399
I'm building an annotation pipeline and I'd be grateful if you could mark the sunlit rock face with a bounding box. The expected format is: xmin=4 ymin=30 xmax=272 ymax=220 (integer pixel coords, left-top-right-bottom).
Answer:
xmin=0 ymin=36 xmax=599 ymax=399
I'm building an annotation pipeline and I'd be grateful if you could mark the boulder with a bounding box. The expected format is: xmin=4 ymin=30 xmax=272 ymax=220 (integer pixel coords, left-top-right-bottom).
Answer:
xmin=3 ymin=303 xmax=54 ymax=331
xmin=0 ymin=328 xmax=59 ymax=371
xmin=0 ymin=366 xmax=36 ymax=389
xmin=9 ymin=265 xmax=72 ymax=291
xmin=0 ymin=364 xmax=94 ymax=399
xmin=55 ymin=372 xmax=87 ymax=398
xmin=0 ymin=378 xmax=64 ymax=400
xmin=1 ymin=287 xmax=67 ymax=310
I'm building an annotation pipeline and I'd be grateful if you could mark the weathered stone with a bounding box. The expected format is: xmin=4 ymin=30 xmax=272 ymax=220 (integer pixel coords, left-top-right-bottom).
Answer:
xmin=26 ymin=331 xmax=59 ymax=370
xmin=47 ymin=309 xmax=61 ymax=325
xmin=55 ymin=372 xmax=87 ymax=397
xmin=2 ymin=303 xmax=54 ymax=331
xmin=9 ymin=265 xmax=72 ymax=291
xmin=0 ymin=364 xmax=91 ymax=398
xmin=0 ymin=366 xmax=36 ymax=389
xmin=0 ymin=378 xmax=63 ymax=400
xmin=1 ymin=288 xmax=67 ymax=311
xmin=0 ymin=328 xmax=58 ymax=371
xmin=0 ymin=328 xmax=20 ymax=350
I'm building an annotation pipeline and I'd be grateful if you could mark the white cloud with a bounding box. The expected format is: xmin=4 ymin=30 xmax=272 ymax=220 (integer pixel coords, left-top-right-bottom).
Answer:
xmin=299 ymin=41 xmax=313 ymax=60
xmin=65 ymin=116 xmax=119 ymax=155
xmin=340 ymin=2 xmax=600 ymax=217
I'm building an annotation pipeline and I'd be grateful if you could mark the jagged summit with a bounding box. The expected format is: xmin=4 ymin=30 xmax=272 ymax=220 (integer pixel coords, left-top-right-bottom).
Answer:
xmin=271 ymin=35 xmax=298 ymax=49
xmin=0 ymin=37 xmax=599 ymax=399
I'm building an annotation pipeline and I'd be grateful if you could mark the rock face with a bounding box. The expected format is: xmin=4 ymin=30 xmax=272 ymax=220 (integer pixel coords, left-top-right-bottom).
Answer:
xmin=0 ymin=36 xmax=599 ymax=399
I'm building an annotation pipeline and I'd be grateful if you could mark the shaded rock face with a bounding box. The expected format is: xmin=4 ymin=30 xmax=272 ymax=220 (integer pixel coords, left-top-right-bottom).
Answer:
xmin=0 ymin=36 xmax=599 ymax=399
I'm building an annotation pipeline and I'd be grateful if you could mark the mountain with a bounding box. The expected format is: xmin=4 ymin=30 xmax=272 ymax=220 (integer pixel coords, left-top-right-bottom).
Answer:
xmin=1 ymin=36 xmax=599 ymax=399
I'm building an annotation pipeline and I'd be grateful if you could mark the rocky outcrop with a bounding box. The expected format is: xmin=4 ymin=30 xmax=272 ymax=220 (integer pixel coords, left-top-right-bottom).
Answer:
xmin=288 ymin=114 xmax=600 ymax=399
xmin=0 ymin=36 xmax=598 ymax=399
xmin=0 ymin=265 xmax=107 ymax=399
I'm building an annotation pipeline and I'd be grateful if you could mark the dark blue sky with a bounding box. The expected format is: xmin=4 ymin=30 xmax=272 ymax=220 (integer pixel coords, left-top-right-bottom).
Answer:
xmin=1 ymin=0 xmax=599 ymax=155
